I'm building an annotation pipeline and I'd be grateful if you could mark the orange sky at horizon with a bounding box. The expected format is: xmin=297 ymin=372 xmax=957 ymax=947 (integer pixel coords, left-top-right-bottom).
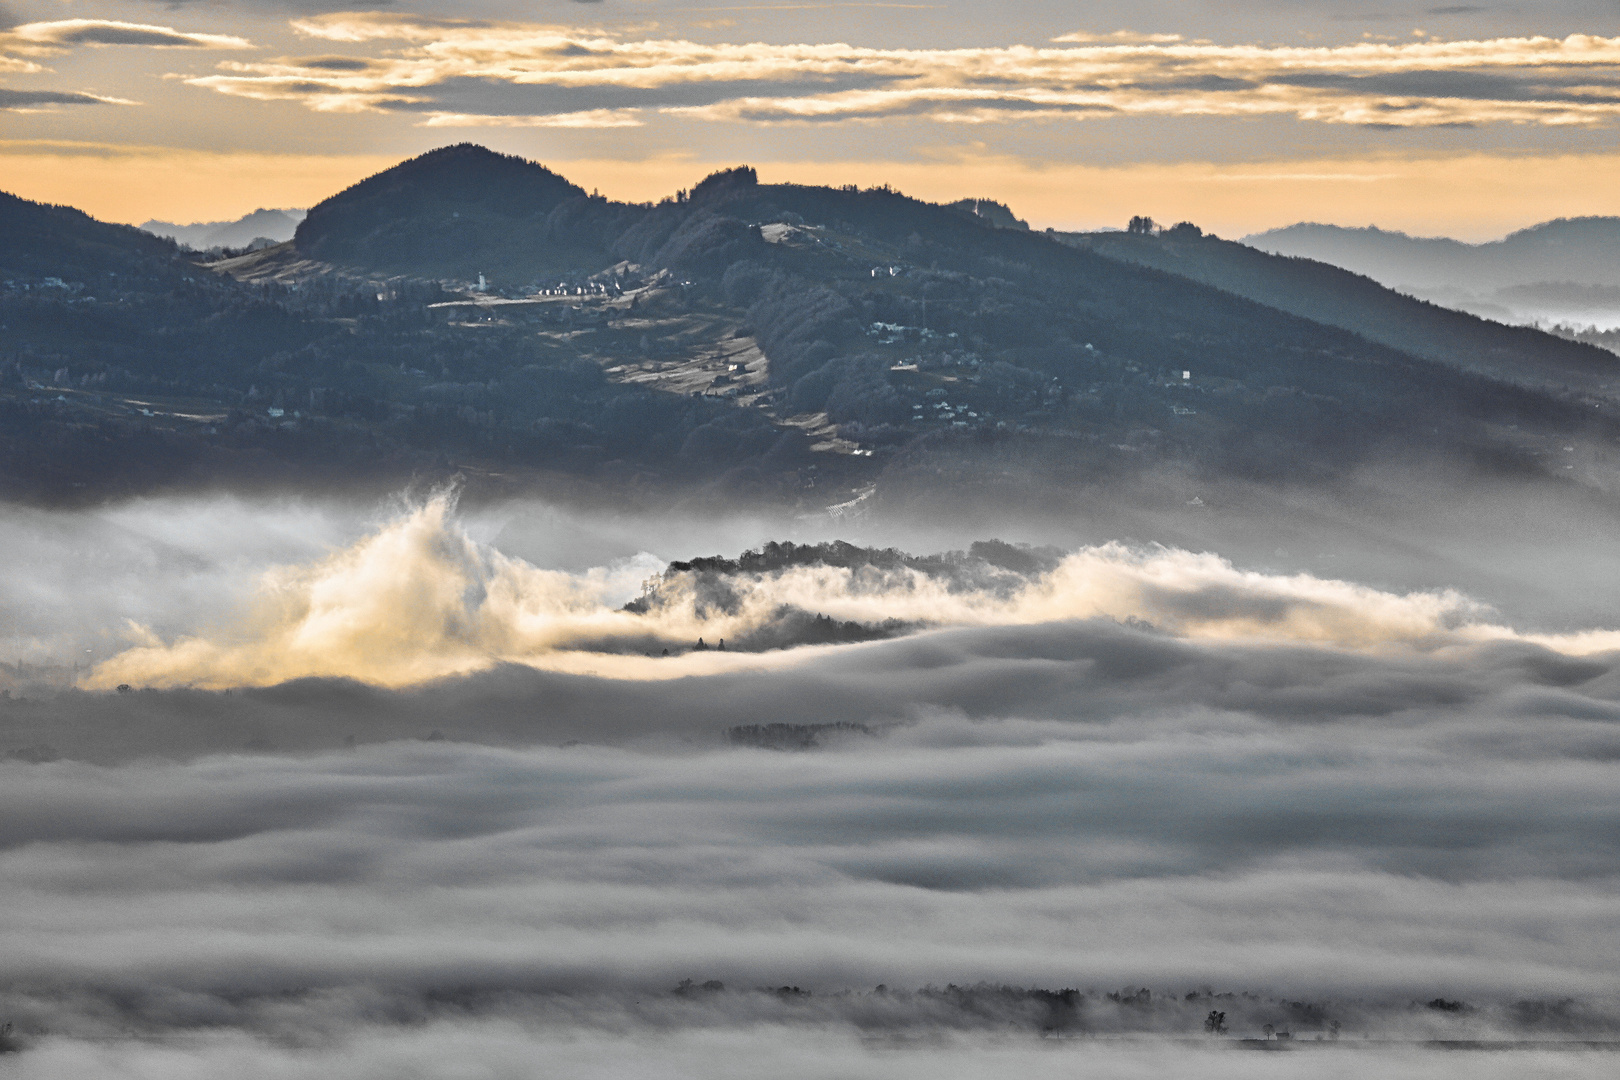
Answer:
xmin=6 ymin=6 xmax=1620 ymax=239
xmin=5 ymin=145 xmax=1620 ymax=241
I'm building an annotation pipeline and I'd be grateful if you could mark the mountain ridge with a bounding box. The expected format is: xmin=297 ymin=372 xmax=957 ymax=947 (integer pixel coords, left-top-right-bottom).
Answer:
xmin=5 ymin=145 xmax=1620 ymax=510
xmin=1060 ymin=227 xmax=1620 ymax=394
xmin=1244 ymin=217 xmax=1620 ymax=292
xmin=293 ymin=144 xmax=591 ymax=278
xmin=141 ymin=208 xmax=306 ymax=252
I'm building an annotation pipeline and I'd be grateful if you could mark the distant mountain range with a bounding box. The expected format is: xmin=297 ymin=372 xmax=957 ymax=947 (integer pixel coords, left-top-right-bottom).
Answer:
xmin=4 ymin=143 xmax=1620 ymax=510
xmin=141 ymin=208 xmax=305 ymax=252
xmin=1243 ymin=219 xmax=1620 ymax=329
xmin=1058 ymin=225 xmax=1619 ymax=393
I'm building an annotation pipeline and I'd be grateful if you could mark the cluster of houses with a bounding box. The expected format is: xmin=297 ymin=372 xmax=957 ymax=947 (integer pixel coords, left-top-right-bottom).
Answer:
xmin=2 ymin=277 xmax=93 ymax=303
xmin=465 ymin=277 xmax=622 ymax=300
xmin=915 ymin=392 xmax=984 ymax=428
xmin=867 ymin=321 xmax=955 ymax=347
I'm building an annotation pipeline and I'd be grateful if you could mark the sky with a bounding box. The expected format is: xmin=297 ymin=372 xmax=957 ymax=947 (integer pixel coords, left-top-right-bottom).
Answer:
xmin=2 ymin=0 xmax=1620 ymax=236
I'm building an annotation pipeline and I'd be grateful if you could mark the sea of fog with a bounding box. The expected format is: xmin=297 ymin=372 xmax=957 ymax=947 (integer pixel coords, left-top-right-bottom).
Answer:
xmin=1 ymin=482 xmax=1618 ymax=1077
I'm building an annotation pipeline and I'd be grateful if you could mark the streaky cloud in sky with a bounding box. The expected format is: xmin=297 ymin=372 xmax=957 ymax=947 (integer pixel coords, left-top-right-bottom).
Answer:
xmin=0 ymin=17 xmax=252 ymax=89
xmin=0 ymin=87 xmax=134 ymax=107
xmin=177 ymin=18 xmax=1620 ymax=130
xmin=2 ymin=3 xmax=1619 ymax=232
xmin=0 ymin=18 xmax=252 ymax=59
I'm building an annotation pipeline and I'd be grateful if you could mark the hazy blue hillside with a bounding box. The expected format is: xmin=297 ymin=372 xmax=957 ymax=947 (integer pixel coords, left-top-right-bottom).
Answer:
xmin=1242 ymin=223 xmax=1471 ymax=289
xmin=1244 ymin=218 xmax=1620 ymax=330
xmin=1244 ymin=218 xmax=1620 ymax=291
xmin=141 ymin=208 xmax=305 ymax=252
xmin=1062 ymin=226 xmax=1620 ymax=394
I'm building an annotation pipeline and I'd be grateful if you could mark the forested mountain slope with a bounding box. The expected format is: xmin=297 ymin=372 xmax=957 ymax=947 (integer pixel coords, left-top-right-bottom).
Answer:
xmin=293 ymin=145 xmax=593 ymax=279
xmin=1060 ymin=227 xmax=1620 ymax=396
xmin=6 ymin=145 xmax=1620 ymax=508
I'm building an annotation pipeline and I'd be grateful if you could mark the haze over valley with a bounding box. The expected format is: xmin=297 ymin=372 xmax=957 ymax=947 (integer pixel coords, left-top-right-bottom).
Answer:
xmin=1245 ymin=218 xmax=1620 ymax=338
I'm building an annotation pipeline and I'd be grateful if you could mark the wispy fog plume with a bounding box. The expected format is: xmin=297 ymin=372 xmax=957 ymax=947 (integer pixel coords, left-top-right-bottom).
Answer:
xmin=80 ymin=492 xmax=1620 ymax=691
xmin=83 ymin=493 xmax=663 ymax=689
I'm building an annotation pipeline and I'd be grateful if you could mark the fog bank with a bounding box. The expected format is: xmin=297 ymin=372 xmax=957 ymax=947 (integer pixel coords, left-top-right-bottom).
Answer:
xmin=1 ymin=488 xmax=1618 ymax=1074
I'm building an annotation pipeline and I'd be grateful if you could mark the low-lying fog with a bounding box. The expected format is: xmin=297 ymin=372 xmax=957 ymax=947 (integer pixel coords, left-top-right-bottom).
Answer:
xmin=2 ymin=474 xmax=1618 ymax=1076
xmin=8 ymin=464 xmax=1620 ymax=671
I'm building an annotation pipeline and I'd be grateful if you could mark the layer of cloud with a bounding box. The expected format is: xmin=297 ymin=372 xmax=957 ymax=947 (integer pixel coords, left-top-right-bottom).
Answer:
xmin=8 ymin=1024 xmax=1620 ymax=1080
xmin=2 ymin=18 xmax=250 ymax=58
xmin=0 ymin=18 xmax=250 ymax=79
xmin=71 ymin=491 xmax=1620 ymax=692
xmin=0 ymin=696 xmax=1618 ymax=1047
xmin=2 ymin=491 xmax=1620 ymax=1069
xmin=0 ymin=88 xmax=133 ymax=109
xmin=179 ymin=16 xmax=1620 ymax=130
